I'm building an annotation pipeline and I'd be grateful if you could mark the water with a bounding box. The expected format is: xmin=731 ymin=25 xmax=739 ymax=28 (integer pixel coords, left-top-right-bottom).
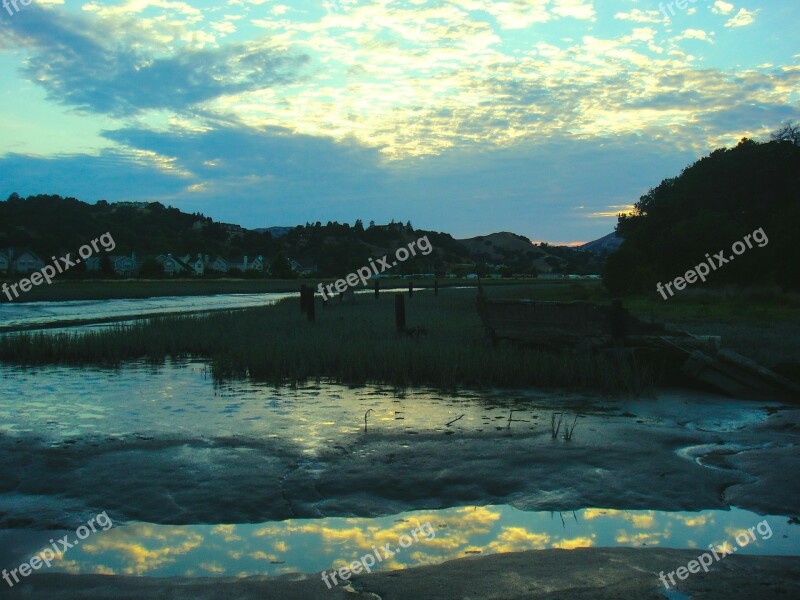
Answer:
xmin=0 ymin=293 xmax=293 ymax=331
xmin=5 ymin=506 xmax=795 ymax=578
xmin=0 ymin=359 xmax=796 ymax=581
xmin=0 ymin=288 xmax=416 ymax=332
xmin=0 ymin=359 xmax=776 ymax=449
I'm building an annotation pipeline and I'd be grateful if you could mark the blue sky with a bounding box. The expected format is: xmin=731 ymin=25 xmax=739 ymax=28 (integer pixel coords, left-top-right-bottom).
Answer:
xmin=0 ymin=1 xmax=797 ymax=242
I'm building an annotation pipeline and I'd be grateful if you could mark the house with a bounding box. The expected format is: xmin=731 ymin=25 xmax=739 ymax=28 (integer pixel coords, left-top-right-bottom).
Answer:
xmin=0 ymin=251 xmax=9 ymax=274
xmin=248 ymin=255 xmax=266 ymax=272
xmin=156 ymin=254 xmax=192 ymax=275
xmin=187 ymin=254 xmax=208 ymax=276
xmin=288 ymin=258 xmax=318 ymax=276
xmin=83 ymin=253 xmax=139 ymax=275
xmin=228 ymin=255 xmax=265 ymax=272
xmin=208 ymin=256 xmax=231 ymax=273
xmin=12 ymin=249 xmax=45 ymax=273
xmin=109 ymin=253 xmax=140 ymax=276
xmin=84 ymin=256 xmax=101 ymax=272
xmin=228 ymin=256 xmax=248 ymax=272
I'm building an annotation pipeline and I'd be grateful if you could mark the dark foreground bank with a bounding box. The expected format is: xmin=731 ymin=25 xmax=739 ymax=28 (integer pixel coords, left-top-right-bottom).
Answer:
xmin=11 ymin=548 xmax=800 ymax=599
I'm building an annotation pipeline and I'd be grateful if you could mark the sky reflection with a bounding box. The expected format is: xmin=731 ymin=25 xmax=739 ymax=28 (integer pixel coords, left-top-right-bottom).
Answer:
xmin=40 ymin=505 xmax=799 ymax=578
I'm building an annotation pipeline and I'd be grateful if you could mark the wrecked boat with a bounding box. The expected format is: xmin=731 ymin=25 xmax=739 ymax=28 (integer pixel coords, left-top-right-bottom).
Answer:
xmin=476 ymin=292 xmax=800 ymax=401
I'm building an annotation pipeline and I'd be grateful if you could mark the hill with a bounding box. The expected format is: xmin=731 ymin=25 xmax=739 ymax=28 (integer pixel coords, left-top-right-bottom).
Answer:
xmin=457 ymin=232 xmax=605 ymax=275
xmin=580 ymin=232 xmax=623 ymax=254
xmin=0 ymin=195 xmax=606 ymax=278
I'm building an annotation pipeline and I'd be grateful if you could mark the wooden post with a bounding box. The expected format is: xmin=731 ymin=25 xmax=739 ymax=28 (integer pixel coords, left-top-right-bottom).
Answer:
xmin=300 ymin=284 xmax=307 ymax=313
xmin=307 ymin=287 xmax=315 ymax=322
xmin=408 ymin=280 xmax=414 ymax=297
xmin=374 ymin=279 xmax=380 ymax=300
xmin=610 ymin=299 xmax=626 ymax=341
xmin=395 ymin=294 xmax=406 ymax=333
xmin=434 ymin=278 xmax=439 ymax=297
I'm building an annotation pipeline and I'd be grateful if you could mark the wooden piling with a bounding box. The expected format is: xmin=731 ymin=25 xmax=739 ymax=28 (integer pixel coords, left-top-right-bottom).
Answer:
xmin=408 ymin=280 xmax=414 ymax=297
xmin=300 ymin=284 xmax=307 ymax=313
xmin=374 ymin=279 xmax=380 ymax=300
xmin=610 ymin=299 xmax=626 ymax=341
xmin=306 ymin=287 xmax=315 ymax=322
xmin=395 ymin=294 xmax=406 ymax=333
xmin=434 ymin=278 xmax=439 ymax=296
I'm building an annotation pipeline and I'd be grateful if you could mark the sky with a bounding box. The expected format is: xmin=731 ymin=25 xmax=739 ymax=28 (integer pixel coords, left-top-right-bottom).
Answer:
xmin=0 ymin=1 xmax=797 ymax=243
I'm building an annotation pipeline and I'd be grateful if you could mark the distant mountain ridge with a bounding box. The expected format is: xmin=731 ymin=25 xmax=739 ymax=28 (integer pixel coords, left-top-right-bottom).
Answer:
xmin=579 ymin=232 xmax=623 ymax=254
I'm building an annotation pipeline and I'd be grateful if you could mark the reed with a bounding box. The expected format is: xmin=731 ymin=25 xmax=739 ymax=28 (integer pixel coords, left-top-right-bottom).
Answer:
xmin=0 ymin=288 xmax=657 ymax=392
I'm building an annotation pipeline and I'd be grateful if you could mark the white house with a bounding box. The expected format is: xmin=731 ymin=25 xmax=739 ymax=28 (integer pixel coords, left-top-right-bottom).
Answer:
xmin=109 ymin=254 xmax=139 ymax=276
xmin=227 ymin=255 xmax=262 ymax=272
xmin=156 ymin=254 xmax=192 ymax=275
xmin=228 ymin=256 xmax=245 ymax=272
xmin=248 ymin=255 xmax=266 ymax=272
xmin=208 ymin=256 xmax=231 ymax=273
xmin=13 ymin=249 xmax=45 ymax=273
xmin=83 ymin=253 xmax=138 ymax=275
xmin=188 ymin=254 xmax=206 ymax=276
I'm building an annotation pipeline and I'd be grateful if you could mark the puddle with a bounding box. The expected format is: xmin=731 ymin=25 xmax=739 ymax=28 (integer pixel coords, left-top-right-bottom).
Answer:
xmin=3 ymin=506 xmax=796 ymax=578
xmin=662 ymin=590 xmax=691 ymax=600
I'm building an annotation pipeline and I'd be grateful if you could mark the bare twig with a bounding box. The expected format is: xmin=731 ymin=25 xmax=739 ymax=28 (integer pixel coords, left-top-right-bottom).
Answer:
xmin=364 ymin=409 xmax=374 ymax=432
xmin=446 ymin=414 xmax=465 ymax=427
xmin=551 ymin=412 xmax=563 ymax=439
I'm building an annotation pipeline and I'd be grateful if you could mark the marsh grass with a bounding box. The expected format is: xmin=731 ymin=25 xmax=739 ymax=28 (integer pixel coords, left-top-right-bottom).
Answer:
xmin=563 ymin=414 xmax=579 ymax=441
xmin=551 ymin=413 xmax=563 ymax=439
xmin=0 ymin=288 xmax=656 ymax=392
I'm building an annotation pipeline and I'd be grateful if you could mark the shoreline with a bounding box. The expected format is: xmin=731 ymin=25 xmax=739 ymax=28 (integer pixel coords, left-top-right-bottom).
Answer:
xmin=14 ymin=548 xmax=800 ymax=599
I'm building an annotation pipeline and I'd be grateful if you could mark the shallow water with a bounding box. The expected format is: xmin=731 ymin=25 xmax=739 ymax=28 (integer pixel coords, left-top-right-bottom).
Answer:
xmin=0 ymin=359 xmax=777 ymax=450
xmin=0 ymin=359 xmax=795 ymax=583
xmin=0 ymin=292 xmax=293 ymax=330
xmin=0 ymin=288 xmax=415 ymax=332
xmin=5 ymin=505 xmax=796 ymax=578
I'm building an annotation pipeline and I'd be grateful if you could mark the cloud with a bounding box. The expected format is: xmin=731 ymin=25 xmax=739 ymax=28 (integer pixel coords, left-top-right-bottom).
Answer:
xmin=725 ymin=8 xmax=758 ymax=28
xmin=0 ymin=123 xmax=700 ymax=240
xmin=0 ymin=0 xmax=796 ymax=242
xmin=587 ymin=205 xmax=636 ymax=219
xmin=101 ymin=123 xmax=386 ymax=196
xmin=711 ymin=1 xmax=735 ymax=16
xmin=674 ymin=29 xmax=714 ymax=43
xmin=0 ymin=5 xmax=309 ymax=117
xmin=614 ymin=9 xmax=663 ymax=24
xmin=446 ymin=0 xmax=594 ymax=30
